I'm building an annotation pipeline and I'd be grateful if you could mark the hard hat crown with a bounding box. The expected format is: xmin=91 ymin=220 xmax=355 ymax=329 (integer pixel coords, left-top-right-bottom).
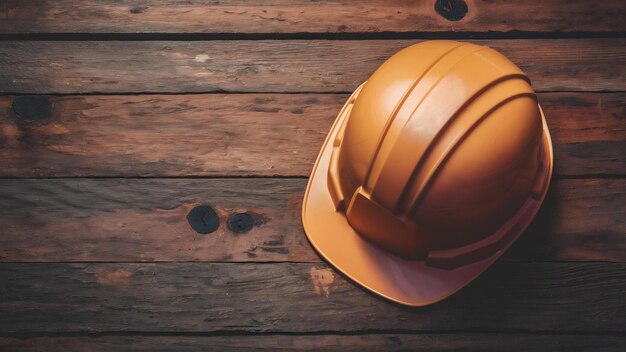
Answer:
xmin=327 ymin=41 xmax=549 ymax=268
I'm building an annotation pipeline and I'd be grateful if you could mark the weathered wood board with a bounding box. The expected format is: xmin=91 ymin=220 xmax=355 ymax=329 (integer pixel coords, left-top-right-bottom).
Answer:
xmin=1 ymin=39 xmax=624 ymax=93
xmin=1 ymin=93 xmax=623 ymax=177
xmin=0 ymin=178 xmax=623 ymax=263
xmin=2 ymin=334 xmax=625 ymax=352
xmin=1 ymin=0 xmax=624 ymax=34
xmin=0 ymin=262 xmax=624 ymax=333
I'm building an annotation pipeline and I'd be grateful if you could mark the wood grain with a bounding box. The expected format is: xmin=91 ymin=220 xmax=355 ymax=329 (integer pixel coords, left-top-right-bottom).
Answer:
xmin=0 ymin=178 xmax=622 ymax=263
xmin=1 ymin=334 xmax=624 ymax=352
xmin=1 ymin=0 xmax=624 ymax=34
xmin=0 ymin=262 xmax=624 ymax=333
xmin=1 ymin=39 xmax=624 ymax=94
xmin=1 ymin=93 xmax=623 ymax=177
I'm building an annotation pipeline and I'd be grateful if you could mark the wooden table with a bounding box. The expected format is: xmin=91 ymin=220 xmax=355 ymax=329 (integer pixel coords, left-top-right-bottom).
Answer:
xmin=0 ymin=1 xmax=624 ymax=351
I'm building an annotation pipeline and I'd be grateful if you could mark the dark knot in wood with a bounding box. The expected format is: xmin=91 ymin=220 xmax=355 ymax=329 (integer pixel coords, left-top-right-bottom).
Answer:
xmin=227 ymin=213 xmax=254 ymax=234
xmin=187 ymin=205 xmax=220 ymax=234
xmin=435 ymin=0 xmax=468 ymax=21
xmin=12 ymin=95 xmax=52 ymax=122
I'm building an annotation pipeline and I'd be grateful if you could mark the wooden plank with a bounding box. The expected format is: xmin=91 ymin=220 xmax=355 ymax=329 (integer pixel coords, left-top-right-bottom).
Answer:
xmin=0 ymin=178 xmax=622 ymax=263
xmin=537 ymin=93 xmax=626 ymax=176
xmin=1 ymin=0 xmax=624 ymax=34
xmin=1 ymin=39 xmax=624 ymax=94
xmin=1 ymin=334 xmax=624 ymax=352
xmin=0 ymin=94 xmax=342 ymax=177
xmin=0 ymin=262 xmax=624 ymax=333
xmin=0 ymin=93 xmax=622 ymax=177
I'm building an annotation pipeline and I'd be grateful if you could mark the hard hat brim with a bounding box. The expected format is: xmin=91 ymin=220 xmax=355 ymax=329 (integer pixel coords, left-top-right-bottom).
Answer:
xmin=301 ymin=96 xmax=553 ymax=307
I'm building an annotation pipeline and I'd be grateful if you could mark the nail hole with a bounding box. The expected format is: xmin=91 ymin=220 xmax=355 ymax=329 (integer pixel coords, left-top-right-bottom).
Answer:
xmin=227 ymin=213 xmax=254 ymax=234
xmin=435 ymin=0 xmax=468 ymax=21
xmin=187 ymin=205 xmax=220 ymax=234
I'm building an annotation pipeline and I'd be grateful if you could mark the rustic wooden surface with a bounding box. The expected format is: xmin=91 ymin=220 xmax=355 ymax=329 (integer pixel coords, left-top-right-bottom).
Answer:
xmin=0 ymin=1 xmax=624 ymax=351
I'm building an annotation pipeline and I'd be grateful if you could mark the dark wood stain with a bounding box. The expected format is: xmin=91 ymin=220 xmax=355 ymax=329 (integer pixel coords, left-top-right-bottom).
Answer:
xmin=129 ymin=6 xmax=148 ymax=14
xmin=290 ymin=107 xmax=304 ymax=114
xmin=227 ymin=213 xmax=254 ymax=234
xmin=260 ymin=246 xmax=289 ymax=254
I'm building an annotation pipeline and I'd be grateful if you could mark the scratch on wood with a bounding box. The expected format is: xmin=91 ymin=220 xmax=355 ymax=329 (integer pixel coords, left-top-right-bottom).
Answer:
xmin=309 ymin=267 xmax=334 ymax=298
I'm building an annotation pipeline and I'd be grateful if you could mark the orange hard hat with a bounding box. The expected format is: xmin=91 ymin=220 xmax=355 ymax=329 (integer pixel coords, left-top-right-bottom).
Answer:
xmin=302 ymin=40 xmax=553 ymax=306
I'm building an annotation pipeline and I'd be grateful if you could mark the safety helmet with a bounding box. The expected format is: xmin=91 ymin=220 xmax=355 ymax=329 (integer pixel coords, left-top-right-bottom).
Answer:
xmin=302 ymin=40 xmax=553 ymax=306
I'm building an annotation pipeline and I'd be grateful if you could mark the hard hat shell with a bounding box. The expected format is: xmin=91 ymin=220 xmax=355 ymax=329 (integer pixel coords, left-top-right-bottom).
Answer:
xmin=302 ymin=40 xmax=553 ymax=306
